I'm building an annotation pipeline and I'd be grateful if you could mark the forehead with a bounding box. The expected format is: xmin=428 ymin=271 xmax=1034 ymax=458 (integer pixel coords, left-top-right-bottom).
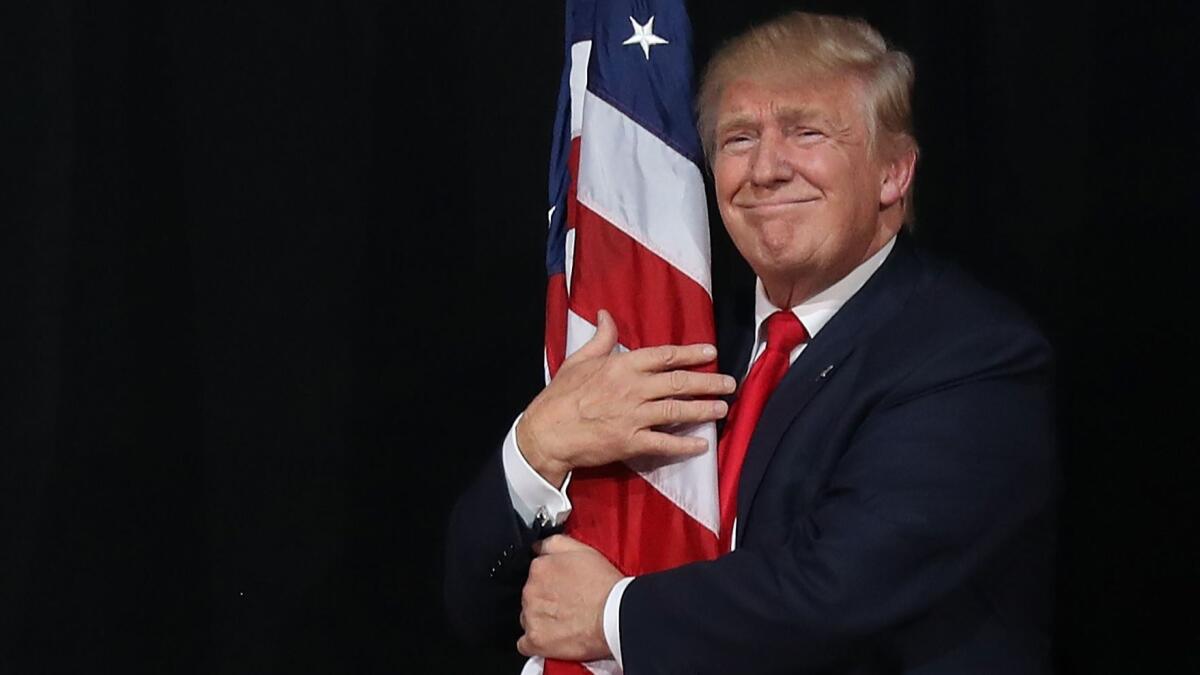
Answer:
xmin=716 ymin=73 xmax=866 ymax=126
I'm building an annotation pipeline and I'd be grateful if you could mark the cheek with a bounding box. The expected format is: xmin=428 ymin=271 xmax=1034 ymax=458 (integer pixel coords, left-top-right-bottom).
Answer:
xmin=794 ymin=152 xmax=842 ymax=190
xmin=711 ymin=159 xmax=744 ymax=200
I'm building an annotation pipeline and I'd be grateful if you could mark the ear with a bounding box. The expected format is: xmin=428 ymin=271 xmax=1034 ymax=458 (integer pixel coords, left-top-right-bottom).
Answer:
xmin=878 ymin=141 xmax=917 ymax=209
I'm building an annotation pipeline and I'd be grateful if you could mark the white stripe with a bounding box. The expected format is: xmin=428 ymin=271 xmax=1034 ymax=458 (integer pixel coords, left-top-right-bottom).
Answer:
xmin=576 ymin=91 xmax=712 ymax=294
xmin=625 ymin=422 xmax=719 ymax=536
xmin=566 ymin=311 xmax=720 ymax=536
xmin=569 ymin=41 xmax=592 ymax=138
xmin=564 ymin=227 xmax=577 ymax=295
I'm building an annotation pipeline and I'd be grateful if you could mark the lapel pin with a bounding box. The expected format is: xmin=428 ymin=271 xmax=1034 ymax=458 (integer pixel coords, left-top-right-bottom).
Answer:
xmin=817 ymin=365 xmax=834 ymax=380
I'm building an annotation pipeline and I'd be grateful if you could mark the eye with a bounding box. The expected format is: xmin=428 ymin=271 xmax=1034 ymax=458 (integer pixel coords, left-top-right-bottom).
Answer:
xmin=789 ymin=126 xmax=825 ymax=141
xmin=721 ymin=133 xmax=755 ymax=151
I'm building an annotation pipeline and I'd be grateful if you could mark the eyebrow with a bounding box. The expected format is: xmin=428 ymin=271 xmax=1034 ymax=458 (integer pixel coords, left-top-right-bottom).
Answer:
xmin=716 ymin=106 xmax=834 ymax=137
xmin=773 ymin=106 xmax=831 ymax=128
xmin=714 ymin=113 xmax=757 ymax=138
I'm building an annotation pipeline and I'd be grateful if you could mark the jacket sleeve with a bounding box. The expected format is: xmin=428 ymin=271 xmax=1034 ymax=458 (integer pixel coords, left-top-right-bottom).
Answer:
xmin=618 ymin=320 xmax=1057 ymax=674
xmin=443 ymin=448 xmax=537 ymax=647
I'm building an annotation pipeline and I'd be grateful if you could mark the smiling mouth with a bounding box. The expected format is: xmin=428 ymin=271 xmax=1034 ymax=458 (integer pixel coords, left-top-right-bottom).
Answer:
xmin=740 ymin=198 xmax=819 ymax=209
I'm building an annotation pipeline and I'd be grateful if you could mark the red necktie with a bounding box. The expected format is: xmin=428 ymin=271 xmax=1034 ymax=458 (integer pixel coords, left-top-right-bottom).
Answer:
xmin=717 ymin=310 xmax=809 ymax=551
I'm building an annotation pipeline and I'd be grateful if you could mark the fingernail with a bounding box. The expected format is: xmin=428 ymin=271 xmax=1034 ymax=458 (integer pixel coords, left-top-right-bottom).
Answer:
xmin=701 ymin=344 xmax=717 ymax=358
xmin=714 ymin=401 xmax=728 ymax=416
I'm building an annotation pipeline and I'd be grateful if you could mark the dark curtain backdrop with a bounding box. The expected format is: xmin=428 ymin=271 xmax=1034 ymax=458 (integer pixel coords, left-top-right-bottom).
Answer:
xmin=3 ymin=1 xmax=1195 ymax=673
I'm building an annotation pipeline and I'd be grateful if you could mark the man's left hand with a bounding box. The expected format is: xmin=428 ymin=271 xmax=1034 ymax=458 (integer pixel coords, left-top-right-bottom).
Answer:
xmin=517 ymin=535 xmax=622 ymax=662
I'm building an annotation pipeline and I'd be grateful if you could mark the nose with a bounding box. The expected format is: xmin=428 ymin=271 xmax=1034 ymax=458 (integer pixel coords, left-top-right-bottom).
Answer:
xmin=748 ymin=130 xmax=793 ymax=187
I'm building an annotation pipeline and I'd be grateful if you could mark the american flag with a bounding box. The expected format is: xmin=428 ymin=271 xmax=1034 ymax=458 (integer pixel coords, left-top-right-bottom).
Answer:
xmin=537 ymin=1 xmax=720 ymax=673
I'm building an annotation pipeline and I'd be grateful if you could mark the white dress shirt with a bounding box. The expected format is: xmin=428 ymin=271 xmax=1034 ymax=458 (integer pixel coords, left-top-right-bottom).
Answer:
xmin=501 ymin=236 xmax=897 ymax=670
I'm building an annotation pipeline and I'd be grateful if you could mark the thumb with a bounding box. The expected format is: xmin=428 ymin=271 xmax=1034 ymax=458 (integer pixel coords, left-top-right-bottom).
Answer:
xmin=570 ymin=309 xmax=619 ymax=361
xmin=533 ymin=534 xmax=592 ymax=556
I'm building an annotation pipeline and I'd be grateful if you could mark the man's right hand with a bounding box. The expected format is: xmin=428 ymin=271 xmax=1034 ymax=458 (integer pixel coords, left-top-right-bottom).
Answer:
xmin=516 ymin=309 xmax=737 ymax=487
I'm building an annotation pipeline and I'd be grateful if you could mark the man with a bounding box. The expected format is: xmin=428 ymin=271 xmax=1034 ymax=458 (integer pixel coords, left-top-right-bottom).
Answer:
xmin=446 ymin=11 xmax=1056 ymax=674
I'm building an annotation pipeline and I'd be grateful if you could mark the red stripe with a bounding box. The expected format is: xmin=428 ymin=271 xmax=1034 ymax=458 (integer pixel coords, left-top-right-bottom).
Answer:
xmin=568 ymin=203 xmax=716 ymax=353
xmin=543 ymin=137 xmax=578 ymax=382
xmin=567 ymin=463 xmax=720 ymax=575
xmin=566 ymin=137 xmax=581 ymax=232
xmin=544 ymin=273 xmax=568 ymax=378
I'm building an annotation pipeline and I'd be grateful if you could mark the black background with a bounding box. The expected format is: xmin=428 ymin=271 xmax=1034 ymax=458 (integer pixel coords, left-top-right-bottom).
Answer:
xmin=3 ymin=1 xmax=1196 ymax=673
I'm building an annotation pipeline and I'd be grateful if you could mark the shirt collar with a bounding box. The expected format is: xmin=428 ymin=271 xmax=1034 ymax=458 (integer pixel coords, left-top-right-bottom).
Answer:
xmin=752 ymin=235 xmax=897 ymax=352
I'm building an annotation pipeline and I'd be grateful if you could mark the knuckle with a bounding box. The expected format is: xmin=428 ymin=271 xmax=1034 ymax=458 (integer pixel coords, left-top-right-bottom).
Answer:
xmin=637 ymin=431 xmax=662 ymax=452
xmin=659 ymin=345 xmax=678 ymax=367
xmin=669 ymin=369 xmax=687 ymax=392
xmin=663 ymin=399 xmax=680 ymax=420
xmin=653 ymin=434 xmax=671 ymax=452
xmin=674 ymin=400 xmax=693 ymax=421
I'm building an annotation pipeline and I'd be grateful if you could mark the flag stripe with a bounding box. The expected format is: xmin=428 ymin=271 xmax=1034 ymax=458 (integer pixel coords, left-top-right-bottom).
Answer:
xmin=544 ymin=272 xmax=569 ymax=378
xmin=568 ymin=203 xmax=715 ymax=350
xmin=562 ymin=461 xmax=721 ymax=573
xmin=576 ymin=91 xmax=711 ymax=293
xmin=569 ymin=41 xmax=593 ymax=137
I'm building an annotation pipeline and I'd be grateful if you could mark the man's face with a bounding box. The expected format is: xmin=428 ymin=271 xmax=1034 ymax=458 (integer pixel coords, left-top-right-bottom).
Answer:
xmin=712 ymin=73 xmax=897 ymax=304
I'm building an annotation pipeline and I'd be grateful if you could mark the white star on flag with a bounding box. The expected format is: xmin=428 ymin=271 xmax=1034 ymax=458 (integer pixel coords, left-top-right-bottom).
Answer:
xmin=622 ymin=16 xmax=669 ymax=60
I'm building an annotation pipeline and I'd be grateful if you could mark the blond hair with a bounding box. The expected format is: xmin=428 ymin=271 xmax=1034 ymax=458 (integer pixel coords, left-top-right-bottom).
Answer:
xmin=697 ymin=12 xmax=917 ymax=161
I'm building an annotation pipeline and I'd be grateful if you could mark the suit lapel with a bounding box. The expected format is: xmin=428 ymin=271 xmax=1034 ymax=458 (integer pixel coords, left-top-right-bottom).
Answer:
xmin=734 ymin=234 xmax=926 ymax=544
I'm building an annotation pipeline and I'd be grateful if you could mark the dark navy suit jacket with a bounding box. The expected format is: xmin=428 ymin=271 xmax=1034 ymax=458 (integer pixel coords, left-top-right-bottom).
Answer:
xmin=445 ymin=234 xmax=1058 ymax=674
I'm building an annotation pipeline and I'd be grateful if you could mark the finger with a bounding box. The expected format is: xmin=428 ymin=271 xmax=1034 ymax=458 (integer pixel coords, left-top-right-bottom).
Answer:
xmin=637 ymin=398 xmax=728 ymax=427
xmin=626 ymin=343 xmax=718 ymax=373
xmin=536 ymin=534 xmax=591 ymax=555
xmin=641 ymin=370 xmax=737 ymax=400
xmin=630 ymin=429 xmax=711 ymax=457
xmin=569 ymin=309 xmax=619 ymax=361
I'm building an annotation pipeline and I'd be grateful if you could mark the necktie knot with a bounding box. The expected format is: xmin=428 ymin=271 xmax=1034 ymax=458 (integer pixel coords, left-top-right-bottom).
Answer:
xmin=764 ymin=310 xmax=808 ymax=355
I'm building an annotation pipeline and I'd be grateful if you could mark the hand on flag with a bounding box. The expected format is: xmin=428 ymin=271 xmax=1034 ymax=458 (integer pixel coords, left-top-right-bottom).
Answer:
xmin=516 ymin=310 xmax=737 ymax=487
xmin=517 ymin=535 xmax=622 ymax=662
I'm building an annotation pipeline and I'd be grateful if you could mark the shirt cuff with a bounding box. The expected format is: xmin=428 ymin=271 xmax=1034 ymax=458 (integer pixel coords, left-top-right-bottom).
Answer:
xmin=603 ymin=576 xmax=635 ymax=669
xmin=501 ymin=413 xmax=572 ymax=528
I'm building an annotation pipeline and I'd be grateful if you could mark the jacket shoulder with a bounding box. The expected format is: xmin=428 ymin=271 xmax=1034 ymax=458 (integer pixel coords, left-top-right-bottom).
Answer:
xmin=857 ymin=243 xmax=1054 ymax=396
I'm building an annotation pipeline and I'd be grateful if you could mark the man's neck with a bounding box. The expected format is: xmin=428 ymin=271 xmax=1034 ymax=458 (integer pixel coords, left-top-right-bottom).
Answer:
xmin=752 ymin=234 xmax=897 ymax=348
xmin=762 ymin=228 xmax=900 ymax=309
